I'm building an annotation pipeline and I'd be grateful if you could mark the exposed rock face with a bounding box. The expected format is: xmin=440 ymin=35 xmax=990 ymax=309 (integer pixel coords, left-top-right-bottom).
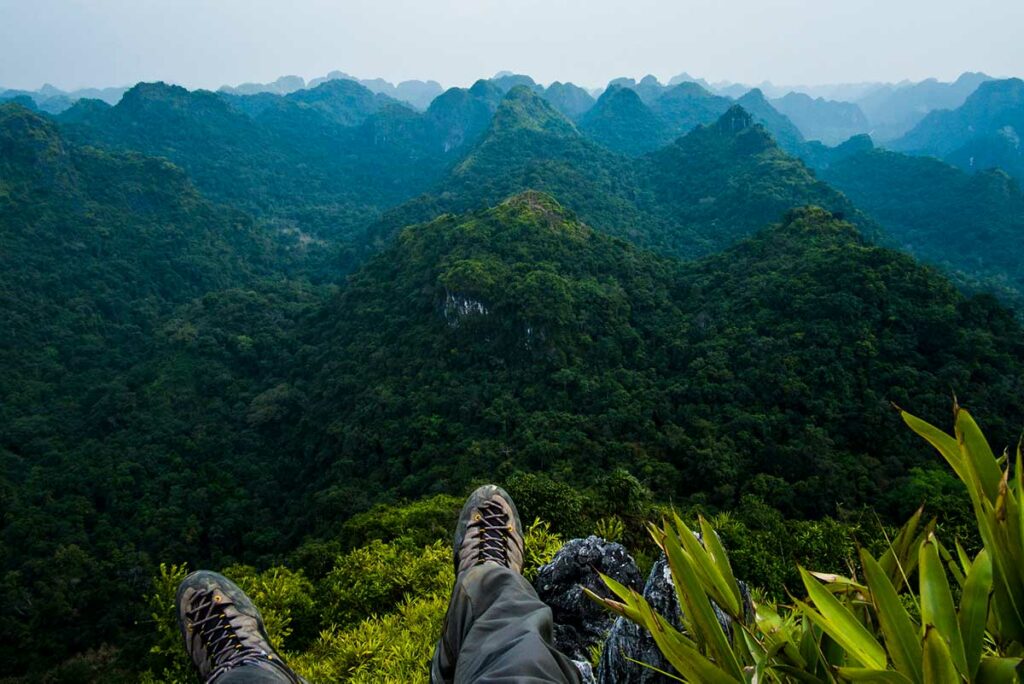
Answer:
xmin=597 ymin=556 xmax=753 ymax=683
xmin=573 ymin=660 xmax=598 ymax=684
xmin=533 ymin=536 xmax=644 ymax=663
xmin=597 ymin=557 xmax=681 ymax=683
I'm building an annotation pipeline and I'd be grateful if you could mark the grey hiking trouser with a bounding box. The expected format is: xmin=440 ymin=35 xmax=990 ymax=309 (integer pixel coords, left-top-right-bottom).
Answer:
xmin=431 ymin=563 xmax=584 ymax=683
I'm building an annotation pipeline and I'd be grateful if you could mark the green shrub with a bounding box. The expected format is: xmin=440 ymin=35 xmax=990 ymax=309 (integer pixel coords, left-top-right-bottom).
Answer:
xmin=289 ymin=595 xmax=447 ymax=683
xmin=506 ymin=472 xmax=590 ymax=536
xmin=339 ymin=494 xmax=463 ymax=550
xmin=321 ymin=540 xmax=453 ymax=627
xmin=219 ymin=565 xmax=318 ymax=649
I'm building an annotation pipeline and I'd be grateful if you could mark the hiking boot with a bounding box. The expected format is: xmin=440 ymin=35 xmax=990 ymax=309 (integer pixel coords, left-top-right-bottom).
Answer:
xmin=453 ymin=484 xmax=525 ymax=576
xmin=177 ymin=570 xmax=303 ymax=683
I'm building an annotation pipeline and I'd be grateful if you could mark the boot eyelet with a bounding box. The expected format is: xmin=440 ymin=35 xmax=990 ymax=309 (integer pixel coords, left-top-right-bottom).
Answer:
xmin=472 ymin=513 xmax=482 ymax=522
xmin=213 ymin=594 xmax=222 ymax=603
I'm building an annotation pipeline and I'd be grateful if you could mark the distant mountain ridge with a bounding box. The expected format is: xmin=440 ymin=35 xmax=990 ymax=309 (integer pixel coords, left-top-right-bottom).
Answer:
xmin=221 ymin=71 xmax=444 ymax=110
xmin=771 ymin=92 xmax=869 ymax=144
xmin=572 ymin=76 xmax=807 ymax=156
xmin=0 ymin=83 xmax=128 ymax=114
xmin=369 ymin=88 xmax=875 ymax=260
xmin=857 ymin=72 xmax=993 ymax=141
xmin=891 ymin=78 xmax=1024 ymax=181
xmin=55 ymin=79 xmax=502 ymax=245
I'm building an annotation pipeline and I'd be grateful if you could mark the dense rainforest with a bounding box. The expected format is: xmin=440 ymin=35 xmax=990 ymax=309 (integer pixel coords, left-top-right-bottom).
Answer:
xmin=1 ymin=68 xmax=1023 ymax=681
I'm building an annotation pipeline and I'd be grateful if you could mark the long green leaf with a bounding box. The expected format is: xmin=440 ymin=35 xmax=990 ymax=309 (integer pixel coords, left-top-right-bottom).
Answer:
xmin=921 ymin=626 xmax=960 ymax=684
xmin=755 ymin=603 xmax=807 ymax=669
xmin=586 ymin=574 xmax=736 ymax=684
xmin=958 ymin=549 xmax=993 ymax=679
xmin=975 ymin=657 xmax=1023 ymax=683
xmin=836 ymin=668 xmax=912 ymax=682
xmin=919 ymin=534 xmax=967 ymax=677
xmin=859 ymin=548 xmax=922 ymax=683
xmin=878 ymin=506 xmax=923 ymax=585
xmin=641 ymin=601 xmax=740 ymax=684
xmin=900 ymin=410 xmax=970 ymax=492
xmin=699 ymin=515 xmax=744 ymax=618
xmin=662 ymin=520 xmax=744 ymax=678
xmin=955 ymin=406 xmax=1002 ymax=505
xmin=671 ymin=514 xmax=741 ymax=618
xmin=797 ymin=568 xmax=887 ymax=670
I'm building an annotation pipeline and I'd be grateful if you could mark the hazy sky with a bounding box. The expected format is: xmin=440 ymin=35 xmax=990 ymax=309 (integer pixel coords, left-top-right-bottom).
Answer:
xmin=1 ymin=0 xmax=1021 ymax=91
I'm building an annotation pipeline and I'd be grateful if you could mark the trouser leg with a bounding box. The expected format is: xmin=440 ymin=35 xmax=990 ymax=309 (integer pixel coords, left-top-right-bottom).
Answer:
xmin=431 ymin=563 xmax=583 ymax=684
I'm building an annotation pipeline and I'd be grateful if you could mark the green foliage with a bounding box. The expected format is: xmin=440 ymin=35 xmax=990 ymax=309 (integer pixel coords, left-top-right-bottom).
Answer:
xmin=289 ymin=594 xmax=447 ymax=683
xmin=220 ymin=565 xmax=317 ymax=649
xmin=821 ymin=148 xmax=1024 ymax=309
xmin=522 ymin=519 xmax=564 ymax=582
xmin=371 ymin=90 xmax=874 ymax=262
xmin=338 ymin=494 xmax=463 ymax=550
xmin=591 ymin=406 xmax=1024 ymax=681
xmin=595 ymin=516 xmax=626 ymax=543
xmin=141 ymin=563 xmax=193 ymax=684
xmin=506 ymin=472 xmax=591 ymax=537
xmin=321 ymin=541 xmax=453 ymax=627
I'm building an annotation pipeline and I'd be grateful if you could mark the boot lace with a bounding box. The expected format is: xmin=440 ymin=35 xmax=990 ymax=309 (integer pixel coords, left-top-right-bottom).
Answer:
xmin=470 ymin=500 xmax=513 ymax=566
xmin=185 ymin=589 xmax=270 ymax=679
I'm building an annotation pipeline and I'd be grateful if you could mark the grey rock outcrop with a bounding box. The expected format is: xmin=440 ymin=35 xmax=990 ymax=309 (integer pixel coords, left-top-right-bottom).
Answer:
xmin=597 ymin=557 xmax=680 ymax=683
xmin=533 ymin=536 xmax=644 ymax=663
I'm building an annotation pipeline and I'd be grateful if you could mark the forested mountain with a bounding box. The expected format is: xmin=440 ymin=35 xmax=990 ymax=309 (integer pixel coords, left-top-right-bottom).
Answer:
xmin=819 ymin=146 xmax=1024 ymax=305
xmin=649 ymin=81 xmax=732 ymax=132
xmin=735 ymin=89 xmax=805 ymax=153
xmin=298 ymin=193 xmax=1024 ymax=526
xmin=371 ymin=91 xmax=874 ymax=259
xmin=56 ymin=79 xmax=499 ymax=244
xmin=0 ymin=103 xmax=323 ymax=670
xmin=542 ymin=81 xmax=596 ymax=119
xmin=856 ymin=71 xmax=993 ymax=141
xmin=573 ymin=77 xmax=805 ymax=157
xmin=892 ymin=78 xmax=1024 ymax=182
xmin=638 ymin=106 xmax=871 ymax=253
xmin=771 ymin=91 xmax=869 ymax=144
xmin=579 ymin=85 xmax=673 ymax=154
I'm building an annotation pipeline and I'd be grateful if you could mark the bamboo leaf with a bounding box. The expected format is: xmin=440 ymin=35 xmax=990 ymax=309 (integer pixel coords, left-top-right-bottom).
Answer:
xmin=921 ymin=626 xmax=959 ymax=684
xmin=662 ymin=520 xmax=744 ymax=678
xmin=954 ymin=405 xmax=1002 ymax=505
xmin=900 ymin=410 xmax=970 ymax=491
xmin=699 ymin=515 xmax=743 ymax=618
xmin=671 ymin=513 xmax=741 ymax=618
xmin=638 ymin=596 xmax=741 ymax=684
xmin=859 ymin=548 xmax=922 ymax=683
xmin=958 ymin=549 xmax=993 ymax=679
xmin=836 ymin=668 xmax=912 ymax=683
xmin=919 ymin=534 xmax=967 ymax=677
xmin=975 ymin=657 xmax=1023 ymax=683
xmin=797 ymin=567 xmax=887 ymax=670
